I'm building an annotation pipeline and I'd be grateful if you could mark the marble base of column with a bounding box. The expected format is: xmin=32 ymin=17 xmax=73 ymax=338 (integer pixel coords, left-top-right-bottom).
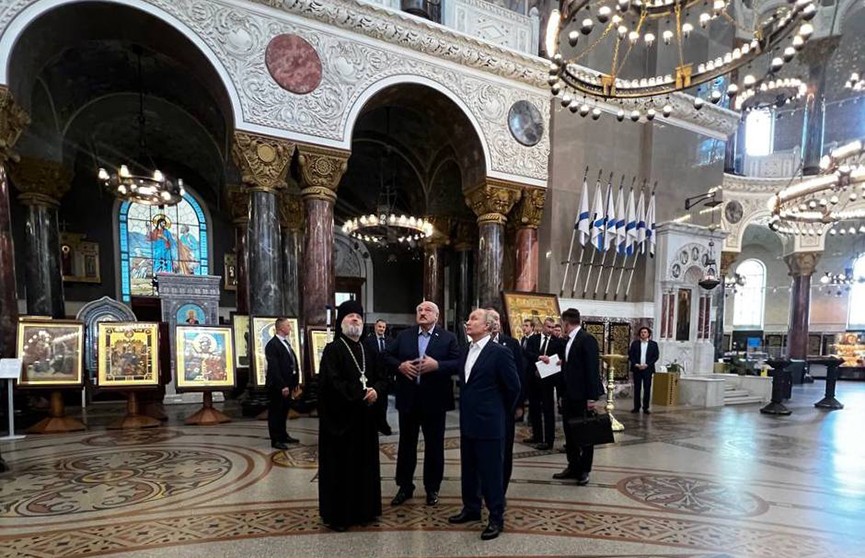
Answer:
xmin=477 ymin=221 xmax=504 ymax=309
xmin=23 ymin=203 xmax=64 ymax=317
xmin=514 ymin=227 xmax=538 ymax=292
xmin=301 ymin=197 xmax=334 ymax=326
xmin=247 ymin=190 xmax=282 ymax=315
xmin=0 ymin=166 xmax=19 ymax=357
xmin=283 ymin=228 xmax=301 ymax=316
xmin=423 ymin=243 xmax=445 ymax=306
xmin=786 ymin=274 xmax=811 ymax=360
xmin=235 ymin=226 xmax=249 ymax=314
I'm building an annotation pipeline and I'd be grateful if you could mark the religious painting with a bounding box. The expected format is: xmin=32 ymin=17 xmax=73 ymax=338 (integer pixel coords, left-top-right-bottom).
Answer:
xmin=16 ymin=319 xmax=84 ymax=387
xmin=224 ymin=253 xmax=237 ymax=291
xmin=250 ymin=316 xmax=302 ymax=387
xmin=117 ymin=193 xmax=210 ymax=302
xmin=501 ymin=291 xmax=561 ymax=339
xmin=231 ymin=313 xmax=250 ymax=368
xmin=176 ymin=303 xmax=206 ymax=326
xmin=307 ymin=328 xmax=331 ymax=376
xmin=175 ymin=325 xmax=236 ymax=389
xmin=97 ymin=322 xmax=160 ymax=387
xmin=583 ymin=321 xmax=605 ymax=353
xmin=675 ymin=288 xmax=692 ymax=341
xmin=60 ymin=232 xmax=101 ymax=284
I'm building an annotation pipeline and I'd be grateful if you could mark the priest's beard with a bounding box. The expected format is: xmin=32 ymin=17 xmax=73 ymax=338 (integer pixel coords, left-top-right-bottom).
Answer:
xmin=341 ymin=322 xmax=363 ymax=340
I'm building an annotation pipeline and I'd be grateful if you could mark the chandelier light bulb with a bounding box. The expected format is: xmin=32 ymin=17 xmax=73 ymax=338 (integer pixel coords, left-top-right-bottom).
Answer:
xmin=646 ymin=108 xmax=657 ymax=120
xmin=727 ymin=83 xmax=739 ymax=97
xmin=662 ymin=30 xmax=674 ymax=44
xmin=119 ymin=165 xmax=131 ymax=178
xmin=783 ymin=46 xmax=796 ymax=62
xmin=98 ymin=168 xmax=109 ymax=181
xmin=771 ymin=57 xmax=784 ymax=71
xmin=802 ymin=3 xmax=816 ymax=20
xmin=630 ymin=109 xmax=641 ymax=122
xmin=545 ymin=8 xmax=561 ymax=56
xmin=581 ymin=18 xmax=595 ymax=35
xmin=710 ymin=90 xmax=722 ymax=103
xmin=569 ymin=31 xmax=579 ymax=47
xmin=597 ymin=6 xmax=612 ymax=23
xmin=662 ymin=104 xmax=673 ymax=117
xmin=569 ymin=100 xmax=580 ymax=113
xmin=694 ymin=97 xmax=705 ymax=110
xmin=617 ymin=0 xmax=630 ymax=12
xmin=743 ymin=74 xmax=756 ymax=88
xmin=617 ymin=25 xmax=628 ymax=39
xmin=799 ymin=23 xmax=814 ymax=38
xmin=682 ymin=22 xmax=693 ymax=37
xmin=616 ymin=109 xmax=625 ymax=121
xmin=792 ymin=35 xmax=805 ymax=50
xmin=579 ymin=103 xmax=591 ymax=117
xmin=713 ymin=0 xmax=725 ymax=11
xmin=628 ymin=31 xmax=640 ymax=43
xmin=561 ymin=93 xmax=573 ymax=107
xmin=644 ymin=33 xmax=655 ymax=46
xmin=699 ymin=13 xmax=711 ymax=28
xmin=591 ymin=107 xmax=602 ymax=120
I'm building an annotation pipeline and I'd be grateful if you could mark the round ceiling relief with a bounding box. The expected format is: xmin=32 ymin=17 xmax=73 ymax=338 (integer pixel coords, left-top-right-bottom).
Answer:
xmin=265 ymin=34 xmax=322 ymax=95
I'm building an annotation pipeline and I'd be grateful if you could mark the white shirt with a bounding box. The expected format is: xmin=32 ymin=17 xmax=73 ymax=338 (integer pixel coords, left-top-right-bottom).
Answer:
xmin=639 ymin=340 xmax=648 ymax=365
xmin=565 ymin=326 xmax=580 ymax=362
xmin=464 ymin=334 xmax=491 ymax=383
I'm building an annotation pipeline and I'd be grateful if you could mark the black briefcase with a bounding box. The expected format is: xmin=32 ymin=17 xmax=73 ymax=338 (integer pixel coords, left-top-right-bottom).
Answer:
xmin=565 ymin=411 xmax=615 ymax=446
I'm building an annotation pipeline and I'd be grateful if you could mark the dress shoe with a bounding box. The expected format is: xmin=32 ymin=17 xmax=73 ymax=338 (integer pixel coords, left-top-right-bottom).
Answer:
xmin=576 ymin=474 xmax=590 ymax=486
xmin=426 ymin=491 xmax=439 ymax=505
xmin=534 ymin=443 xmax=552 ymax=451
xmin=552 ymin=468 xmax=578 ymax=480
xmin=285 ymin=435 xmax=300 ymax=444
xmin=643 ymin=409 xmax=651 ymax=415
xmin=481 ymin=522 xmax=503 ymax=540
xmin=521 ymin=436 xmax=540 ymax=444
xmin=271 ymin=442 xmax=289 ymax=450
xmin=630 ymin=408 xmax=640 ymax=413
xmin=447 ymin=510 xmax=481 ymax=524
xmin=325 ymin=523 xmax=347 ymax=532
xmin=378 ymin=424 xmax=393 ymax=436
xmin=390 ymin=488 xmax=413 ymax=506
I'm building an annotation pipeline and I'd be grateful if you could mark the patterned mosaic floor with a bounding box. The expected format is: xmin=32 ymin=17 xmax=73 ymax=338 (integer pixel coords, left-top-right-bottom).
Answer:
xmin=2 ymin=381 xmax=864 ymax=558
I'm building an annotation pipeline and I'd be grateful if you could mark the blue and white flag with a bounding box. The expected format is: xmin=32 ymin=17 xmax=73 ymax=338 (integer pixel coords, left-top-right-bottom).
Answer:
xmin=646 ymin=191 xmax=657 ymax=257
xmin=590 ymin=182 xmax=605 ymax=251
xmin=625 ymin=189 xmax=637 ymax=256
xmin=575 ymin=176 xmax=591 ymax=246
xmin=604 ymin=184 xmax=617 ymax=252
xmin=615 ymin=184 xmax=626 ymax=254
xmin=635 ymin=189 xmax=647 ymax=251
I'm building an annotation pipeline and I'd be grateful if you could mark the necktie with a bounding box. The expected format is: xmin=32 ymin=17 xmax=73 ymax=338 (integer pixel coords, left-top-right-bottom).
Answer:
xmin=521 ymin=337 xmax=526 ymax=349
xmin=282 ymin=339 xmax=296 ymax=370
xmin=379 ymin=337 xmax=385 ymax=353
xmin=540 ymin=335 xmax=548 ymax=356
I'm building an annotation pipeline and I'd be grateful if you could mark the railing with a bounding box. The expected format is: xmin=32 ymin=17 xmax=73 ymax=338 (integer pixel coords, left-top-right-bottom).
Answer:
xmin=744 ymin=148 xmax=801 ymax=178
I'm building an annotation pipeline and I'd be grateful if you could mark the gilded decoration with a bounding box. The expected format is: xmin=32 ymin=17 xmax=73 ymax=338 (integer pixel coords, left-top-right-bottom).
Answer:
xmin=225 ymin=184 xmax=250 ymax=226
xmin=278 ymin=190 xmax=304 ymax=230
xmin=466 ymin=179 xmax=522 ymax=225
xmin=231 ymin=131 xmax=294 ymax=192
xmin=784 ymin=252 xmax=821 ymax=277
xmin=0 ymin=86 xmax=29 ymax=163
xmin=10 ymin=157 xmax=73 ymax=206
xmin=513 ymin=186 xmax=546 ymax=229
xmin=296 ymin=144 xmax=349 ymax=198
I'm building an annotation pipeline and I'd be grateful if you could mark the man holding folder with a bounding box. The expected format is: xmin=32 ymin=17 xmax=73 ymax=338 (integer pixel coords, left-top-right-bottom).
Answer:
xmin=523 ymin=317 xmax=564 ymax=451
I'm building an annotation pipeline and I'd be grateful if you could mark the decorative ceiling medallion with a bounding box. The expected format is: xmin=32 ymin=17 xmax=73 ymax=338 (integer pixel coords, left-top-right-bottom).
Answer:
xmin=507 ymin=100 xmax=544 ymax=147
xmin=265 ymin=34 xmax=323 ymax=94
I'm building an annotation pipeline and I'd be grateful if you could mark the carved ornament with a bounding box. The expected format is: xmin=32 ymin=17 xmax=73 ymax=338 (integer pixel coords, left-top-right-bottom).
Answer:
xmin=278 ymin=190 xmax=304 ymax=230
xmin=10 ymin=157 xmax=73 ymax=207
xmin=231 ymin=131 xmax=295 ymax=192
xmin=225 ymin=184 xmax=250 ymax=226
xmin=784 ymin=252 xmax=821 ymax=277
xmin=512 ymin=186 xmax=546 ymax=229
xmin=0 ymin=86 xmax=29 ymax=163
xmin=465 ymin=179 xmax=522 ymax=226
xmin=297 ymin=143 xmax=349 ymax=199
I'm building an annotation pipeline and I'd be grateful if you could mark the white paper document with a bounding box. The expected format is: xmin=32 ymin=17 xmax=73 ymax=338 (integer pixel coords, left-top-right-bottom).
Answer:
xmin=535 ymin=355 xmax=561 ymax=379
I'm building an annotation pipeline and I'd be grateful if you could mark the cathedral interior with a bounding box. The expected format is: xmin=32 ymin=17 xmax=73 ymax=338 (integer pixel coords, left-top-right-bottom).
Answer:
xmin=1 ymin=0 xmax=864 ymax=556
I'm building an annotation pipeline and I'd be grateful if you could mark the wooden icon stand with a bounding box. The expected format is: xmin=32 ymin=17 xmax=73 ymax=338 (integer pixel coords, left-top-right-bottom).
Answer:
xmin=185 ymin=391 xmax=231 ymax=425
xmin=108 ymin=391 xmax=160 ymax=429
xmin=25 ymin=390 xmax=86 ymax=434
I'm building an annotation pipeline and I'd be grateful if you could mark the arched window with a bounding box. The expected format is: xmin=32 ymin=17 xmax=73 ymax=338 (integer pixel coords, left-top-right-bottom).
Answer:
xmin=733 ymin=259 xmax=766 ymax=328
xmin=118 ymin=193 xmax=209 ymax=302
xmin=848 ymin=254 xmax=865 ymax=329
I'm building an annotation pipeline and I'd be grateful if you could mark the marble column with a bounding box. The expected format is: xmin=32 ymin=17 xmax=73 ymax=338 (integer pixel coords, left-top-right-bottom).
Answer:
xmin=10 ymin=158 xmax=73 ymax=318
xmin=279 ymin=189 xmax=303 ymax=316
xmin=785 ymin=252 xmax=820 ymax=360
xmin=297 ymin=144 xmax=349 ymax=327
xmin=715 ymin=251 xmax=738 ymax=359
xmin=423 ymin=216 xmax=450 ymax=309
xmin=466 ymin=179 xmax=522 ymax=310
xmin=798 ymin=38 xmax=841 ymax=175
xmin=512 ymin=186 xmax=546 ymax=292
xmin=231 ymin=131 xmax=294 ymax=316
xmin=226 ymin=185 xmax=250 ymax=314
xmin=453 ymin=220 xmax=476 ymax=329
xmin=0 ymin=87 xmax=29 ymax=357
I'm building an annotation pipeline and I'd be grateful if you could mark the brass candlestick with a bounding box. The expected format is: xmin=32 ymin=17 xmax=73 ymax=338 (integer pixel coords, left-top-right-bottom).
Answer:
xmin=601 ymin=354 xmax=627 ymax=432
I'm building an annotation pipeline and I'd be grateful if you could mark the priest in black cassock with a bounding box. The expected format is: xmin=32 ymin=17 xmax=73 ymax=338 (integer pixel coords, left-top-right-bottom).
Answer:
xmin=318 ymin=300 xmax=387 ymax=532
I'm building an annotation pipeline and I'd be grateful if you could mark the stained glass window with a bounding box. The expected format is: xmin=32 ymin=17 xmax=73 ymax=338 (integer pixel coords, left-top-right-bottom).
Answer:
xmin=118 ymin=193 xmax=209 ymax=302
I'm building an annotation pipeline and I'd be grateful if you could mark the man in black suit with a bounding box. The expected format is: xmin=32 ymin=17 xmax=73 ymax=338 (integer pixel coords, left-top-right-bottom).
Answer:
xmin=628 ymin=326 xmax=660 ymax=414
xmin=524 ymin=317 xmax=564 ymax=450
xmin=364 ymin=319 xmax=393 ymax=435
xmin=448 ymin=308 xmax=521 ymax=540
xmin=540 ymin=308 xmax=603 ymax=485
xmin=266 ymin=317 xmax=302 ymax=450
xmin=384 ymin=301 xmax=461 ymax=507
xmin=487 ymin=308 xmax=524 ymax=497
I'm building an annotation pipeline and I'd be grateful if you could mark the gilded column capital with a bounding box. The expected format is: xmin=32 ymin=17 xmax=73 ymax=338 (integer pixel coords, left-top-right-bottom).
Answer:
xmin=512 ymin=186 xmax=546 ymax=229
xmin=231 ymin=131 xmax=295 ymax=192
xmin=297 ymin=144 xmax=349 ymax=204
xmin=278 ymin=190 xmax=304 ymax=230
xmin=0 ymin=86 xmax=29 ymax=163
xmin=225 ymin=183 xmax=250 ymax=226
xmin=10 ymin=157 xmax=72 ymax=207
xmin=720 ymin=251 xmax=739 ymax=277
xmin=784 ymin=251 xmax=821 ymax=277
xmin=465 ymin=178 xmax=522 ymax=226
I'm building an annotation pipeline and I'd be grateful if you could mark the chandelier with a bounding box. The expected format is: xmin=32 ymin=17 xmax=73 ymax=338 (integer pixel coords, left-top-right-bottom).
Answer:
xmin=768 ymin=139 xmax=865 ymax=235
xmin=342 ymin=213 xmax=434 ymax=246
xmin=734 ymin=77 xmax=806 ymax=112
xmin=544 ymin=0 xmax=816 ymax=120
xmin=97 ymin=45 xmax=184 ymax=207
xmin=847 ymin=72 xmax=864 ymax=92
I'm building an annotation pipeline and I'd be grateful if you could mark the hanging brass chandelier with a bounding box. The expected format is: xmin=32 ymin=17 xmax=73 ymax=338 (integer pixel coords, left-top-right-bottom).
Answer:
xmin=544 ymin=0 xmax=817 ymax=120
xmin=734 ymin=77 xmax=806 ymax=112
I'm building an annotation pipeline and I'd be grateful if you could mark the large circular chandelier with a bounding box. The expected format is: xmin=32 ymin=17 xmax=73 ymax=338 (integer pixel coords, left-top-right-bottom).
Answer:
xmin=734 ymin=77 xmax=806 ymax=112
xmin=98 ymin=165 xmax=185 ymax=206
xmin=544 ymin=0 xmax=817 ymax=119
xmin=342 ymin=213 xmax=434 ymax=246
xmin=768 ymin=139 xmax=865 ymax=235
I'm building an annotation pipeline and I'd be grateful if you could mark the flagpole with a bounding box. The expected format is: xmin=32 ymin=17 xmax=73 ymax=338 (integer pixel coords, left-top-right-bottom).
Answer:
xmin=561 ymin=167 xmax=593 ymax=295
xmin=614 ymin=177 xmax=639 ymax=299
xmin=625 ymin=181 xmax=656 ymax=300
xmin=591 ymin=173 xmax=615 ymax=298
xmin=579 ymin=173 xmax=607 ymax=297
xmin=605 ymin=175 xmax=629 ymax=299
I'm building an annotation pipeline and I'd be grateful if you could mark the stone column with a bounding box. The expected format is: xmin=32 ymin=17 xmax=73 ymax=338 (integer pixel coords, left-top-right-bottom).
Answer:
xmin=466 ymin=179 xmax=522 ymax=310
xmin=452 ymin=220 xmax=476 ymax=331
xmin=226 ymin=184 xmax=250 ymax=314
xmin=512 ymin=186 xmax=546 ymax=292
xmin=231 ymin=132 xmax=294 ymax=316
xmin=715 ymin=251 xmax=738 ymax=359
xmin=799 ymin=37 xmax=841 ymax=175
xmin=423 ymin=217 xmax=450 ymax=309
xmin=0 ymin=86 xmax=29 ymax=357
xmin=785 ymin=252 xmax=820 ymax=360
xmin=278 ymin=189 xmax=304 ymax=316
xmin=9 ymin=158 xmax=72 ymax=318
xmin=297 ymin=144 xmax=349 ymax=327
